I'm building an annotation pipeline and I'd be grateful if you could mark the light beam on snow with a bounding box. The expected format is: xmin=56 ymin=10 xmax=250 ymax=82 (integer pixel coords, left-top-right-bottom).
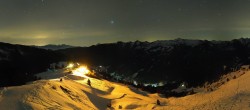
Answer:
xmin=67 ymin=63 xmax=74 ymax=68
xmin=72 ymin=66 xmax=90 ymax=78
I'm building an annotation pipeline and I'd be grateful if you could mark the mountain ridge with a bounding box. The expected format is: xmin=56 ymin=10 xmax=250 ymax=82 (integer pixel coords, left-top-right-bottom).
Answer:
xmin=58 ymin=38 xmax=250 ymax=87
xmin=0 ymin=42 xmax=66 ymax=87
xmin=36 ymin=44 xmax=75 ymax=50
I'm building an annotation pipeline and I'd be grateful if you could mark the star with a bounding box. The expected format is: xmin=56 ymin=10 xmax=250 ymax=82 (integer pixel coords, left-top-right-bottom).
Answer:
xmin=178 ymin=8 xmax=182 ymax=12
xmin=110 ymin=20 xmax=115 ymax=24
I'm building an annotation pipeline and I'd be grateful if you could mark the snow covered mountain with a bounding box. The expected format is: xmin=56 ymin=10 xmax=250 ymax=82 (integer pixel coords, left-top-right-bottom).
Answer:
xmin=2 ymin=38 xmax=250 ymax=89
xmin=1 ymin=39 xmax=250 ymax=109
xmin=0 ymin=66 xmax=250 ymax=110
xmin=37 ymin=44 xmax=75 ymax=50
xmin=59 ymin=38 xmax=250 ymax=87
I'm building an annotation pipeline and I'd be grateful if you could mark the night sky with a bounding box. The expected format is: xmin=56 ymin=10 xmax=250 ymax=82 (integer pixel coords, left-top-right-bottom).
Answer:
xmin=1 ymin=0 xmax=250 ymax=46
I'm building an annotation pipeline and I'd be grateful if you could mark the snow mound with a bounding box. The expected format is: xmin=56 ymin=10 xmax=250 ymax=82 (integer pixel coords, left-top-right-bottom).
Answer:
xmin=0 ymin=79 xmax=98 ymax=110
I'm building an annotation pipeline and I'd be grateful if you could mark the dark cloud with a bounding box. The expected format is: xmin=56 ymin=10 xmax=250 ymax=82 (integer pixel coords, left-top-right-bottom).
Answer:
xmin=0 ymin=0 xmax=250 ymax=46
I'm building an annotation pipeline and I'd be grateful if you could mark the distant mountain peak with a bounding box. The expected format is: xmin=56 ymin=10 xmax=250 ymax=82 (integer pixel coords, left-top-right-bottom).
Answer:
xmin=37 ymin=44 xmax=75 ymax=50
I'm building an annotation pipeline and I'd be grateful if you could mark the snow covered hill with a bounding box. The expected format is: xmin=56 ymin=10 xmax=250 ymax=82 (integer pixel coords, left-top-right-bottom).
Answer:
xmin=1 ymin=67 xmax=250 ymax=110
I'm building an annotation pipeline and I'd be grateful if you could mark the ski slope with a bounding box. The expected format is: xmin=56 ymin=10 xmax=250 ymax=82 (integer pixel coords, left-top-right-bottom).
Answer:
xmin=1 ymin=68 xmax=250 ymax=110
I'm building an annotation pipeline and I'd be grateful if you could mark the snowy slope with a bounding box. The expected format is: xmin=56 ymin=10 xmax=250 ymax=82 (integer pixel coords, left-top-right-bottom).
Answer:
xmin=154 ymin=70 xmax=250 ymax=110
xmin=1 ymin=69 xmax=250 ymax=110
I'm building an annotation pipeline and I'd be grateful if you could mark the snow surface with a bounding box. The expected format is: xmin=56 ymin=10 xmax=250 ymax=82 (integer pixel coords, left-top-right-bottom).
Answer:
xmin=1 ymin=68 xmax=250 ymax=110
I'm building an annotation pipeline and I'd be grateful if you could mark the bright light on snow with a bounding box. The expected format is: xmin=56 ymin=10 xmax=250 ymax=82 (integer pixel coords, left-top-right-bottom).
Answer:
xmin=67 ymin=63 xmax=74 ymax=68
xmin=72 ymin=66 xmax=90 ymax=78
